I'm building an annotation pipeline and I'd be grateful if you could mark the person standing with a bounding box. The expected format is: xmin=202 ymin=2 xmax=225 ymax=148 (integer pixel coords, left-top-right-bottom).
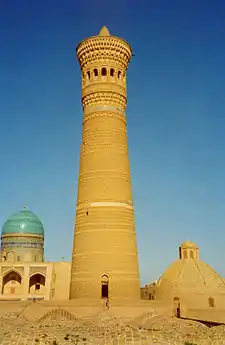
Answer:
xmin=106 ymin=298 xmax=109 ymax=310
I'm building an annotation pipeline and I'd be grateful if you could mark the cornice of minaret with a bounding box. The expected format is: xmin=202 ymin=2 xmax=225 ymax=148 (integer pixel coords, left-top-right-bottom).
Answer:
xmin=76 ymin=26 xmax=132 ymax=72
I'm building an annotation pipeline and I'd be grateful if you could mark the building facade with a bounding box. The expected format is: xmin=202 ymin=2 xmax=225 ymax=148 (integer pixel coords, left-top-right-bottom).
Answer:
xmin=0 ymin=207 xmax=71 ymax=301
xmin=70 ymin=26 xmax=140 ymax=301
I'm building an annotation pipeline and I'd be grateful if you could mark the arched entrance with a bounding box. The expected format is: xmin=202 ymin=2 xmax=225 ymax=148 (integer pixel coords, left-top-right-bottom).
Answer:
xmin=29 ymin=273 xmax=46 ymax=295
xmin=173 ymin=296 xmax=181 ymax=318
xmin=2 ymin=270 xmax=22 ymax=295
xmin=101 ymin=274 xmax=109 ymax=299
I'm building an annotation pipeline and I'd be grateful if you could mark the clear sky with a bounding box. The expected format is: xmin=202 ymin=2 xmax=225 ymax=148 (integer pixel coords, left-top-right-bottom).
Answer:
xmin=0 ymin=0 xmax=225 ymax=285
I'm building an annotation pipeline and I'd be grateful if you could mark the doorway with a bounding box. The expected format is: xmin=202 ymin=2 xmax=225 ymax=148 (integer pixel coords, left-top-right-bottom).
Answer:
xmin=176 ymin=304 xmax=181 ymax=318
xmin=173 ymin=296 xmax=181 ymax=318
xmin=101 ymin=275 xmax=109 ymax=299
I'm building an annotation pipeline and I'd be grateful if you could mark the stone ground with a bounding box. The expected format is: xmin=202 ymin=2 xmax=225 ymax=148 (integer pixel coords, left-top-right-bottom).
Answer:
xmin=0 ymin=309 xmax=225 ymax=344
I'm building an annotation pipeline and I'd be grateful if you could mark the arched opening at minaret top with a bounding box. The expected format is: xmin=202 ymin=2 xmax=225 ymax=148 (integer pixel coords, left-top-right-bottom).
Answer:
xmin=101 ymin=67 xmax=107 ymax=76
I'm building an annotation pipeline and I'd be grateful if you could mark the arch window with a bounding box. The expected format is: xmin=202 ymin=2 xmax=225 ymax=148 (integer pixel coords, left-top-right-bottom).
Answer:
xmin=110 ymin=68 xmax=115 ymax=77
xmin=190 ymin=250 xmax=194 ymax=259
xmin=101 ymin=274 xmax=109 ymax=299
xmin=87 ymin=71 xmax=91 ymax=79
xmin=183 ymin=250 xmax=188 ymax=259
xmin=93 ymin=68 xmax=98 ymax=77
xmin=118 ymin=70 xmax=122 ymax=79
xmin=2 ymin=270 xmax=22 ymax=294
xmin=29 ymin=273 xmax=45 ymax=293
xmin=208 ymin=297 xmax=215 ymax=308
xmin=6 ymin=251 xmax=15 ymax=263
xmin=173 ymin=296 xmax=181 ymax=318
xmin=101 ymin=68 xmax=107 ymax=76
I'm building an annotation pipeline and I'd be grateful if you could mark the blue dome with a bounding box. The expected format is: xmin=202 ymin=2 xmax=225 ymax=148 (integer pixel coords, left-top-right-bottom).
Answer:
xmin=1 ymin=208 xmax=44 ymax=236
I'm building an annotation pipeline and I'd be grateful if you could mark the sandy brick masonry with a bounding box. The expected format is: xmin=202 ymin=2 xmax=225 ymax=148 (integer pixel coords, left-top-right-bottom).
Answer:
xmin=70 ymin=26 xmax=140 ymax=300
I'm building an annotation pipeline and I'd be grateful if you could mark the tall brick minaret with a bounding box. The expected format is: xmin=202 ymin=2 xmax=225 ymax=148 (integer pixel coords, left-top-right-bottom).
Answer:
xmin=70 ymin=26 xmax=140 ymax=301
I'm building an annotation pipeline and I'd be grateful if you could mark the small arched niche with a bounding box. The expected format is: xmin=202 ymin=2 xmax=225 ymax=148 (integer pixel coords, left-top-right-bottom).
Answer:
xmin=208 ymin=297 xmax=215 ymax=308
xmin=29 ymin=273 xmax=46 ymax=295
xmin=6 ymin=251 xmax=15 ymax=263
xmin=183 ymin=250 xmax=188 ymax=259
xmin=101 ymin=274 xmax=109 ymax=299
xmin=110 ymin=68 xmax=115 ymax=77
xmin=2 ymin=270 xmax=22 ymax=295
xmin=101 ymin=67 xmax=107 ymax=76
xmin=189 ymin=250 xmax=194 ymax=259
xmin=93 ymin=68 xmax=98 ymax=77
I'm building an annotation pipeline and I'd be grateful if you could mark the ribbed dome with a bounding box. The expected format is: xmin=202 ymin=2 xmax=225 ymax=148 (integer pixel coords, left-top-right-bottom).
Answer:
xmin=155 ymin=258 xmax=225 ymax=300
xmin=1 ymin=208 xmax=44 ymax=236
xmin=180 ymin=241 xmax=198 ymax=249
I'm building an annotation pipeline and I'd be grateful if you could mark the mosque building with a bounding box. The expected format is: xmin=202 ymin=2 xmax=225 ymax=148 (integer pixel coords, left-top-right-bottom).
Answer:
xmin=0 ymin=207 xmax=71 ymax=301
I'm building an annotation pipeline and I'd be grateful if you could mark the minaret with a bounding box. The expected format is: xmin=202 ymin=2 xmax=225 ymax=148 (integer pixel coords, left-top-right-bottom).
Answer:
xmin=70 ymin=26 xmax=140 ymax=301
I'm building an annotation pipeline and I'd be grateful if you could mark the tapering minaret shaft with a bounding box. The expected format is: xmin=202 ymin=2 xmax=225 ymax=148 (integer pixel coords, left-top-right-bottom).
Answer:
xmin=70 ymin=27 xmax=140 ymax=301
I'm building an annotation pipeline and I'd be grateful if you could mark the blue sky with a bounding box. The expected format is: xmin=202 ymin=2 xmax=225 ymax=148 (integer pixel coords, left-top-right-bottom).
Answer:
xmin=0 ymin=0 xmax=225 ymax=285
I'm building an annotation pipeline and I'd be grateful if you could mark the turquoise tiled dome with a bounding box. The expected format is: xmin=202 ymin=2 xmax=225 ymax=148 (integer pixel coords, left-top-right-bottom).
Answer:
xmin=1 ymin=208 xmax=44 ymax=236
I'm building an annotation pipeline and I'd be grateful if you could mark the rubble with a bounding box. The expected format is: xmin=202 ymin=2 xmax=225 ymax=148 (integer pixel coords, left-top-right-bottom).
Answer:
xmin=0 ymin=309 xmax=225 ymax=344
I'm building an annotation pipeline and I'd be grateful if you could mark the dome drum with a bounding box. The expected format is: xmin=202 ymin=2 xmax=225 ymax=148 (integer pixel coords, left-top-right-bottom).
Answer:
xmin=1 ymin=233 xmax=44 ymax=250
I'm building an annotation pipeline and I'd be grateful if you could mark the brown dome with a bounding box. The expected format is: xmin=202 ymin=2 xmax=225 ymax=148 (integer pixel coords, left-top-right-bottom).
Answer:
xmin=155 ymin=258 xmax=225 ymax=301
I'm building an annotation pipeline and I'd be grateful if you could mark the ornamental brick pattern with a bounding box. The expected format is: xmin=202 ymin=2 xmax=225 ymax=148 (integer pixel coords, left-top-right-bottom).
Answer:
xmin=70 ymin=26 xmax=140 ymax=300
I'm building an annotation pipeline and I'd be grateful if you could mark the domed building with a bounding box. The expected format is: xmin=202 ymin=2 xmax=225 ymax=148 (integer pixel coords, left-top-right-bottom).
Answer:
xmin=0 ymin=207 xmax=71 ymax=301
xmin=1 ymin=207 xmax=45 ymax=263
xmin=153 ymin=241 xmax=225 ymax=323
